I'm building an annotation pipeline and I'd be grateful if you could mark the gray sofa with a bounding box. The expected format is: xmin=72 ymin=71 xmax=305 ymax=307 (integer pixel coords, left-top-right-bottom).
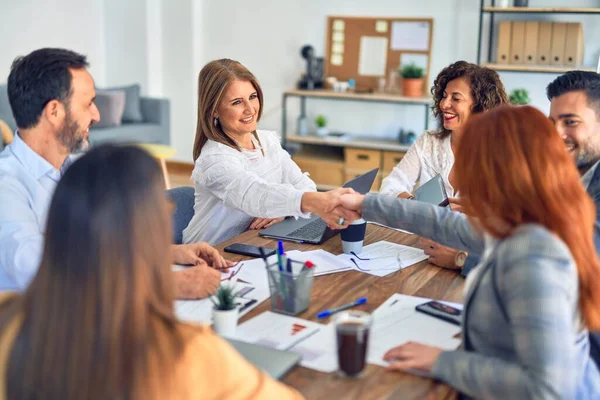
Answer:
xmin=0 ymin=84 xmax=170 ymax=150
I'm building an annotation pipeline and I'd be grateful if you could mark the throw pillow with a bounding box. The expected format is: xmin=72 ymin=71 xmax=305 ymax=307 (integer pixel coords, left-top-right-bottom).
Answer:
xmin=92 ymin=91 xmax=126 ymax=128
xmin=102 ymin=84 xmax=143 ymax=123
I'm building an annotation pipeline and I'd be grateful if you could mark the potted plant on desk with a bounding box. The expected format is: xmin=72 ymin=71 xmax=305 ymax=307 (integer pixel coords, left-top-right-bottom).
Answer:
xmin=211 ymin=284 xmax=239 ymax=337
xmin=509 ymin=88 xmax=530 ymax=106
xmin=315 ymin=114 xmax=328 ymax=136
xmin=400 ymin=62 xmax=425 ymax=98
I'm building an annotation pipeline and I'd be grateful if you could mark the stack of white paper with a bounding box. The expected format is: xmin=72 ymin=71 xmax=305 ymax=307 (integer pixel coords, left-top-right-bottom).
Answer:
xmin=286 ymin=249 xmax=353 ymax=276
xmin=235 ymin=311 xmax=323 ymax=350
xmin=367 ymin=294 xmax=462 ymax=367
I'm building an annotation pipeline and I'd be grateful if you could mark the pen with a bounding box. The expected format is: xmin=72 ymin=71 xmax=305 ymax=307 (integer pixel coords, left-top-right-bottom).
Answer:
xmin=286 ymin=258 xmax=292 ymax=273
xmin=316 ymin=297 xmax=367 ymax=319
xmin=277 ymin=241 xmax=285 ymax=271
xmin=301 ymin=261 xmax=315 ymax=271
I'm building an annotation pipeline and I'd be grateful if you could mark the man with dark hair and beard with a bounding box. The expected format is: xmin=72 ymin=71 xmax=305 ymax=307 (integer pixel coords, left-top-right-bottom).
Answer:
xmin=547 ymin=70 xmax=600 ymax=368
xmin=0 ymin=48 xmax=231 ymax=298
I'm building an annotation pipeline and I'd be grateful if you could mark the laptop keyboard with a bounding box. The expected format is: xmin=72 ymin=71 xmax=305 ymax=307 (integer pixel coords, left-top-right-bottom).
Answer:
xmin=288 ymin=219 xmax=327 ymax=240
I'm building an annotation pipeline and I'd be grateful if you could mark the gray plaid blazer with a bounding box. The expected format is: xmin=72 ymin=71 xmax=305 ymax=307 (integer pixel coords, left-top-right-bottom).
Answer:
xmin=362 ymin=194 xmax=600 ymax=399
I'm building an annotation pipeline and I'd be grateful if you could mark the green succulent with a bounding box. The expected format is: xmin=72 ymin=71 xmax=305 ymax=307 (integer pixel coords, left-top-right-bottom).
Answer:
xmin=509 ymin=88 xmax=530 ymax=105
xmin=315 ymin=114 xmax=327 ymax=128
xmin=399 ymin=62 xmax=425 ymax=79
xmin=211 ymin=284 xmax=239 ymax=311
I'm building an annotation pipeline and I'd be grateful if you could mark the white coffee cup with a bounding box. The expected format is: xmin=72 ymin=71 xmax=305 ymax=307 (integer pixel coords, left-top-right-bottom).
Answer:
xmin=340 ymin=218 xmax=367 ymax=254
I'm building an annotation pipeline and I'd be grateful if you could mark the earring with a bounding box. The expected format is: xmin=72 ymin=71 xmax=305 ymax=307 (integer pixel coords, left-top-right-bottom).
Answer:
xmin=213 ymin=118 xmax=219 ymax=128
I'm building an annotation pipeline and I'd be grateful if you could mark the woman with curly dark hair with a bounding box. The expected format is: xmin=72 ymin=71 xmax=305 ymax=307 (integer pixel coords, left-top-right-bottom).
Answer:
xmin=380 ymin=61 xmax=508 ymax=272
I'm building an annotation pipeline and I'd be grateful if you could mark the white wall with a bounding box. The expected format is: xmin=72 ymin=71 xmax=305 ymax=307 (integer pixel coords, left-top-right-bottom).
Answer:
xmin=103 ymin=0 xmax=149 ymax=92
xmin=0 ymin=0 xmax=107 ymax=85
xmin=162 ymin=0 xmax=197 ymax=162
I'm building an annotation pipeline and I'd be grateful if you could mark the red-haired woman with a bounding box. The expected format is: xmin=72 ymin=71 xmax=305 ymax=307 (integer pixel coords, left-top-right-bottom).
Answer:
xmin=339 ymin=105 xmax=600 ymax=399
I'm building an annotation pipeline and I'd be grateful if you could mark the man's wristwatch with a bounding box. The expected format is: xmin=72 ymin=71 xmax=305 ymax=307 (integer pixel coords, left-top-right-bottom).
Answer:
xmin=407 ymin=195 xmax=415 ymax=200
xmin=455 ymin=251 xmax=468 ymax=269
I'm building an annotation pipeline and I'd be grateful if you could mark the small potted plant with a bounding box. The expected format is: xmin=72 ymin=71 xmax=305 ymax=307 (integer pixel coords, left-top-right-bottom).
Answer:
xmin=399 ymin=63 xmax=425 ymax=98
xmin=509 ymin=88 xmax=530 ymax=106
xmin=211 ymin=284 xmax=239 ymax=337
xmin=315 ymin=114 xmax=328 ymax=136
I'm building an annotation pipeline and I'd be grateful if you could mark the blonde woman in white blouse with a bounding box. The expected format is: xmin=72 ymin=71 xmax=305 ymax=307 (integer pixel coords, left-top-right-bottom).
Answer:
xmin=380 ymin=61 xmax=508 ymax=271
xmin=183 ymin=59 xmax=356 ymax=245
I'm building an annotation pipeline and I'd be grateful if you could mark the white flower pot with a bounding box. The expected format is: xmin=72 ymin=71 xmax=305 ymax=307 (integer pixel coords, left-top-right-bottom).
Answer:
xmin=212 ymin=307 xmax=238 ymax=337
xmin=316 ymin=127 xmax=328 ymax=136
xmin=495 ymin=0 xmax=510 ymax=7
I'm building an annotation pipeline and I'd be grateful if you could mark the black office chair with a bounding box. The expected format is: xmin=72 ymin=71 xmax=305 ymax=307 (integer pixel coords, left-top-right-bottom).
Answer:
xmin=166 ymin=186 xmax=195 ymax=245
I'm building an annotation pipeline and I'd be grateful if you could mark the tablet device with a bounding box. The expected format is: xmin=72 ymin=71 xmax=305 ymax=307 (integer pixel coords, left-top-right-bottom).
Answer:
xmin=413 ymin=175 xmax=449 ymax=207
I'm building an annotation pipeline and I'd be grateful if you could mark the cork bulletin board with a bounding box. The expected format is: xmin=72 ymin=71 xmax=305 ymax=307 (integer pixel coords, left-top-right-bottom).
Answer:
xmin=325 ymin=16 xmax=434 ymax=94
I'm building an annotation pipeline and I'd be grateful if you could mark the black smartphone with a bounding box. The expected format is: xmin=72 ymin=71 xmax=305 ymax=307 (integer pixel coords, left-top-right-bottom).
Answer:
xmin=223 ymin=243 xmax=276 ymax=258
xmin=415 ymin=300 xmax=462 ymax=326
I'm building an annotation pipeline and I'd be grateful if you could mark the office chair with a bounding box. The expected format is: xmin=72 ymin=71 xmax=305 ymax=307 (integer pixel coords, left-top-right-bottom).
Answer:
xmin=166 ymin=186 xmax=195 ymax=245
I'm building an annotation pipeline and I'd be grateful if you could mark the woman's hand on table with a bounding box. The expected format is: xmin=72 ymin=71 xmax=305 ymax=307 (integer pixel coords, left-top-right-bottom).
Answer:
xmin=420 ymin=238 xmax=460 ymax=270
xmin=172 ymin=243 xmax=234 ymax=270
xmin=383 ymin=342 xmax=443 ymax=373
xmin=249 ymin=217 xmax=284 ymax=230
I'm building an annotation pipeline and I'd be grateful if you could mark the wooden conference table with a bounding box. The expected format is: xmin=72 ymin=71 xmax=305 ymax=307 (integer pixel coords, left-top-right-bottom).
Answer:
xmin=214 ymin=224 xmax=465 ymax=400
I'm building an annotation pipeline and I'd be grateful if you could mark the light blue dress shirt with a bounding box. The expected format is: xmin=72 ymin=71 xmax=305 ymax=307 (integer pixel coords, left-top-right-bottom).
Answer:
xmin=0 ymin=133 xmax=73 ymax=290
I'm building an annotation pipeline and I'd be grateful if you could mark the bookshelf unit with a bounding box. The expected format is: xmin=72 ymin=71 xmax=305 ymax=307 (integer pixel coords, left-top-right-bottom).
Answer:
xmin=476 ymin=1 xmax=600 ymax=73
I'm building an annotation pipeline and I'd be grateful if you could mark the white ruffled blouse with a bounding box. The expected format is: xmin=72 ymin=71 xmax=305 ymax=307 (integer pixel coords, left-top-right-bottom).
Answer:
xmin=182 ymin=130 xmax=316 ymax=245
xmin=380 ymin=130 xmax=456 ymax=197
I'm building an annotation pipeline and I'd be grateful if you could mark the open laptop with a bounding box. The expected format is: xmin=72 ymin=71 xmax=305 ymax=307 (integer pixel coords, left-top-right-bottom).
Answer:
xmin=226 ymin=339 xmax=301 ymax=379
xmin=259 ymin=168 xmax=379 ymax=244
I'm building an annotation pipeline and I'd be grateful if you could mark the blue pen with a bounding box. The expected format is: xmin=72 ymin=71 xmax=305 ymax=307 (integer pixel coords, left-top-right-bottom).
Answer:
xmin=316 ymin=297 xmax=367 ymax=319
xmin=277 ymin=241 xmax=285 ymax=271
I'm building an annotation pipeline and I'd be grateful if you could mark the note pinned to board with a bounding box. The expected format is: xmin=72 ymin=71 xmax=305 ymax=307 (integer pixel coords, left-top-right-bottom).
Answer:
xmin=358 ymin=36 xmax=388 ymax=77
xmin=332 ymin=31 xmax=345 ymax=43
xmin=332 ymin=42 xmax=344 ymax=54
xmin=331 ymin=54 xmax=344 ymax=66
xmin=333 ymin=19 xmax=345 ymax=32
xmin=375 ymin=20 xmax=388 ymax=33
xmin=391 ymin=21 xmax=430 ymax=51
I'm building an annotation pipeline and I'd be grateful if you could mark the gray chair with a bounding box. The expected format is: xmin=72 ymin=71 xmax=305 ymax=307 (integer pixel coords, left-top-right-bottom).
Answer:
xmin=167 ymin=186 xmax=195 ymax=245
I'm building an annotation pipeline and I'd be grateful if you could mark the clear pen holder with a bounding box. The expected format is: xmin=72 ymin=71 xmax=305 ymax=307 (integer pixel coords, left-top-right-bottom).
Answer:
xmin=267 ymin=260 xmax=314 ymax=316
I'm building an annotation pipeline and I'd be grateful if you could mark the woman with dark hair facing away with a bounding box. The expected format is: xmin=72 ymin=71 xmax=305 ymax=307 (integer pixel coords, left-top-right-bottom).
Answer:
xmin=0 ymin=145 xmax=303 ymax=399
xmin=340 ymin=106 xmax=600 ymax=399
xmin=183 ymin=59 xmax=357 ymax=245
xmin=381 ymin=61 xmax=509 ymax=272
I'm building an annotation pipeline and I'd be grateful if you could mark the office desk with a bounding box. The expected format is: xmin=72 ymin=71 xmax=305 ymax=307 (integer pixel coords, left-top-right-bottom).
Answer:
xmin=215 ymin=224 xmax=465 ymax=400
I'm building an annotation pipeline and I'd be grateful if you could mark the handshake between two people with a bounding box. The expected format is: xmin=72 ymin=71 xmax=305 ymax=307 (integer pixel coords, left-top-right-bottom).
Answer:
xmin=301 ymin=188 xmax=367 ymax=229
